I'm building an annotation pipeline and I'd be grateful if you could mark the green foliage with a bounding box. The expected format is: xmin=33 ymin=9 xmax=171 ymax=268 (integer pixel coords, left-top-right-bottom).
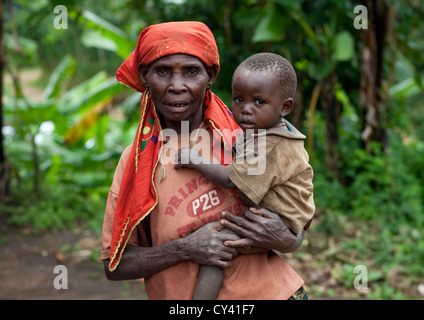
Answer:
xmin=2 ymin=8 xmax=138 ymax=232
xmin=338 ymin=137 xmax=424 ymax=224
xmin=0 ymin=183 xmax=104 ymax=233
xmin=80 ymin=10 xmax=137 ymax=59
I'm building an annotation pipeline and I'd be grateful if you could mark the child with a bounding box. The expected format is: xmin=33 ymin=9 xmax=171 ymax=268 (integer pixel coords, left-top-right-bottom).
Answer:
xmin=175 ymin=52 xmax=315 ymax=300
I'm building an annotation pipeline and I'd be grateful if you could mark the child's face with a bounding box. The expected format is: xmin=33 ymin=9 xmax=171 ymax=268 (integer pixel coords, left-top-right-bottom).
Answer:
xmin=231 ymin=67 xmax=293 ymax=132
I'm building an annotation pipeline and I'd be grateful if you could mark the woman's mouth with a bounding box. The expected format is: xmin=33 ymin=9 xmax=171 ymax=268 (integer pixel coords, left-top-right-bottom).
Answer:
xmin=166 ymin=103 xmax=190 ymax=113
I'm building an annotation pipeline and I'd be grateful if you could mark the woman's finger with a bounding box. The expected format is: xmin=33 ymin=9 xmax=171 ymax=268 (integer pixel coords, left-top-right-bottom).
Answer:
xmin=222 ymin=211 xmax=253 ymax=228
xmin=221 ymin=212 xmax=253 ymax=232
xmin=243 ymin=208 xmax=265 ymax=222
xmin=248 ymin=206 xmax=278 ymax=219
xmin=224 ymin=237 xmax=254 ymax=249
xmin=220 ymin=220 xmax=253 ymax=241
xmin=219 ymin=248 xmax=237 ymax=260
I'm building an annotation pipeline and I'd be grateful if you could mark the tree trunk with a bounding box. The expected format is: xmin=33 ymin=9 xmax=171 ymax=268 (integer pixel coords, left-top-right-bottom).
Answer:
xmin=0 ymin=0 xmax=9 ymax=200
xmin=322 ymin=71 xmax=344 ymax=184
xmin=360 ymin=0 xmax=390 ymax=152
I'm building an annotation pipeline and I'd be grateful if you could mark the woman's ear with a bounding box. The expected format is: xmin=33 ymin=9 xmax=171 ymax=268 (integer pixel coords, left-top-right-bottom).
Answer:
xmin=138 ymin=63 xmax=149 ymax=89
xmin=280 ymin=98 xmax=294 ymax=117
xmin=206 ymin=66 xmax=219 ymax=90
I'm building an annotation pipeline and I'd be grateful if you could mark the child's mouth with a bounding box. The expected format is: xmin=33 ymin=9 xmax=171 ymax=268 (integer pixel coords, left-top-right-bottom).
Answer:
xmin=239 ymin=121 xmax=255 ymax=130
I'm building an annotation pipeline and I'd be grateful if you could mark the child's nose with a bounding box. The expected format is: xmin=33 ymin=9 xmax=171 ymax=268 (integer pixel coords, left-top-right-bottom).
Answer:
xmin=240 ymin=103 xmax=253 ymax=114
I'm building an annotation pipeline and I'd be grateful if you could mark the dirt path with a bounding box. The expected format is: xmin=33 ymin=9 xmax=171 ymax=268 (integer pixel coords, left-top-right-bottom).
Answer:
xmin=0 ymin=227 xmax=147 ymax=300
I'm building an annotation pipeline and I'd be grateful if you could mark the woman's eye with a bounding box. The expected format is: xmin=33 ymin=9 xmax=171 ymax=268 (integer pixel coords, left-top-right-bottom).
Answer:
xmin=187 ymin=68 xmax=198 ymax=76
xmin=157 ymin=68 xmax=168 ymax=76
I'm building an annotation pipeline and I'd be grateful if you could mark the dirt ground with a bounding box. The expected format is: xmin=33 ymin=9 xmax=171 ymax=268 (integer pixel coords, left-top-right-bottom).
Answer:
xmin=0 ymin=223 xmax=356 ymax=300
xmin=0 ymin=226 xmax=318 ymax=300
xmin=0 ymin=226 xmax=148 ymax=300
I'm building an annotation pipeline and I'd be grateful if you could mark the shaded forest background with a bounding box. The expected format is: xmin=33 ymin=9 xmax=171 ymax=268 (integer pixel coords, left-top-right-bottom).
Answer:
xmin=0 ymin=0 xmax=423 ymax=299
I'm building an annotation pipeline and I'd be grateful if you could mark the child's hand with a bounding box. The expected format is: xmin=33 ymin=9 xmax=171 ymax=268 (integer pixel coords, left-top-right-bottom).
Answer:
xmin=175 ymin=147 xmax=192 ymax=169
xmin=175 ymin=147 xmax=204 ymax=169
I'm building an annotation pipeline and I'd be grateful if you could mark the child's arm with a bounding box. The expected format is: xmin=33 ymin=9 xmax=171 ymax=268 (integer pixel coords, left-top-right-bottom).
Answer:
xmin=175 ymin=147 xmax=236 ymax=189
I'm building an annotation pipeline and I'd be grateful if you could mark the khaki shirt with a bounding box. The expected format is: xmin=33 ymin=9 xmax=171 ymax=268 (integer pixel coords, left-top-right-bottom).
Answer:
xmin=225 ymin=124 xmax=315 ymax=234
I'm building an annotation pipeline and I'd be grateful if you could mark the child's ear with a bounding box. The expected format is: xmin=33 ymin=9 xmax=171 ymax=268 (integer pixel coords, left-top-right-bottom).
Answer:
xmin=280 ymin=98 xmax=294 ymax=117
xmin=138 ymin=63 xmax=149 ymax=89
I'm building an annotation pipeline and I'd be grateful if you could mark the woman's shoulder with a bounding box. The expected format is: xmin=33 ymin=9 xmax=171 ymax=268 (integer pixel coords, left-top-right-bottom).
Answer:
xmin=110 ymin=145 xmax=133 ymax=193
xmin=121 ymin=144 xmax=133 ymax=163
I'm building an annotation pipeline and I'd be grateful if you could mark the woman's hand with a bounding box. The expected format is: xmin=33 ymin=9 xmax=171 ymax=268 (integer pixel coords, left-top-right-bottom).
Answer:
xmin=181 ymin=222 xmax=239 ymax=268
xmin=104 ymin=221 xmax=239 ymax=281
xmin=220 ymin=207 xmax=304 ymax=254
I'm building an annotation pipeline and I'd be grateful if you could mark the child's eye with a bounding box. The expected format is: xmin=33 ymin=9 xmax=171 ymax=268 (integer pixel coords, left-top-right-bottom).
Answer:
xmin=256 ymin=99 xmax=265 ymax=105
xmin=233 ymin=97 xmax=243 ymax=103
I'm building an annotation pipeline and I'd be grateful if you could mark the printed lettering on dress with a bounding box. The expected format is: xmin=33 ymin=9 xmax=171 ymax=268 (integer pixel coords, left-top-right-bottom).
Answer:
xmin=164 ymin=175 xmax=210 ymax=217
xmin=187 ymin=187 xmax=225 ymax=217
xmin=176 ymin=202 xmax=244 ymax=238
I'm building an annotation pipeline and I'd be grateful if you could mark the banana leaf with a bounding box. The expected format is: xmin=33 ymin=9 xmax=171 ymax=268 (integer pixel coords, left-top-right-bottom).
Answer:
xmin=43 ymin=54 xmax=76 ymax=99
xmin=81 ymin=10 xmax=136 ymax=59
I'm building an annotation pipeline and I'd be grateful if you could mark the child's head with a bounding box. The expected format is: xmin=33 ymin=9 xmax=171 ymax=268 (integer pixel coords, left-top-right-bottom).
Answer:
xmin=231 ymin=52 xmax=297 ymax=132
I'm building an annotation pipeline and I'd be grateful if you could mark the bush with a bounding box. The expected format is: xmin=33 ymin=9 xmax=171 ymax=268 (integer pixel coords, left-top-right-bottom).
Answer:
xmin=0 ymin=183 xmax=105 ymax=234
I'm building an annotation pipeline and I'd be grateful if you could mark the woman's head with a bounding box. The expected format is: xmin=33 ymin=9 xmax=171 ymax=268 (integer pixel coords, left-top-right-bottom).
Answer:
xmin=116 ymin=21 xmax=220 ymax=129
xmin=116 ymin=21 xmax=220 ymax=93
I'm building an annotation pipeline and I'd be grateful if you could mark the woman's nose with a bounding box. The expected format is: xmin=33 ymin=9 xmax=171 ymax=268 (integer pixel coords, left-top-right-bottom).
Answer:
xmin=168 ymin=74 xmax=187 ymax=93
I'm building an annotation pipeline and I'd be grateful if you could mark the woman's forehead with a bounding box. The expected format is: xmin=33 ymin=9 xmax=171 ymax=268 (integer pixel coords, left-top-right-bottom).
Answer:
xmin=149 ymin=54 xmax=205 ymax=67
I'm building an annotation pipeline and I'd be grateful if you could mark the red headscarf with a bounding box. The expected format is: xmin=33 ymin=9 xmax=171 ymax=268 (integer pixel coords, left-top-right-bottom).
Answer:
xmin=109 ymin=21 xmax=240 ymax=271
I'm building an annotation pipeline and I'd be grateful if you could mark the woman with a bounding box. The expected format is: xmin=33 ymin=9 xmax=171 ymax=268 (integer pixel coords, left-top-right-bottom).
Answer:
xmin=101 ymin=21 xmax=307 ymax=299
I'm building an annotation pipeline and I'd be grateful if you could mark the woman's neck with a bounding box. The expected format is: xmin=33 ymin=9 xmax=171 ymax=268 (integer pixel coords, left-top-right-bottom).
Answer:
xmin=160 ymin=109 xmax=204 ymax=134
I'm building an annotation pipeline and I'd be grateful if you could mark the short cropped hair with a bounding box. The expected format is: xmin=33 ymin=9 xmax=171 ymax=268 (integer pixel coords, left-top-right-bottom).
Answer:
xmin=234 ymin=52 xmax=297 ymax=100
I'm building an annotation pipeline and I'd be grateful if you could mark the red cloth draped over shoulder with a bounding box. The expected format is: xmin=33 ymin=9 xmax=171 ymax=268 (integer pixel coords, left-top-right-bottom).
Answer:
xmin=108 ymin=21 xmax=240 ymax=271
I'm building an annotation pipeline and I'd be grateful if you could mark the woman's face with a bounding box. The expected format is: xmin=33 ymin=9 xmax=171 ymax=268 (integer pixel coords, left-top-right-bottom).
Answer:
xmin=139 ymin=54 xmax=217 ymax=131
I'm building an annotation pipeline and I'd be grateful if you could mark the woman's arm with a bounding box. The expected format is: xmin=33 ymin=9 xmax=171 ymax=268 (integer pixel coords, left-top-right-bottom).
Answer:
xmin=104 ymin=238 xmax=190 ymax=281
xmin=104 ymin=222 xmax=239 ymax=281
xmin=220 ymin=207 xmax=305 ymax=254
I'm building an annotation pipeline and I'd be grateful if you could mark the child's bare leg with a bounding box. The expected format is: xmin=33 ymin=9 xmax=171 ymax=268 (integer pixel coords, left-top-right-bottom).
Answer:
xmin=193 ymin=209 xmax=268 ymax=299
xmin=193 ymin=265 xmax=224 ymax=300
xmin=193 ymin=228 xmax=239 ymax=300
